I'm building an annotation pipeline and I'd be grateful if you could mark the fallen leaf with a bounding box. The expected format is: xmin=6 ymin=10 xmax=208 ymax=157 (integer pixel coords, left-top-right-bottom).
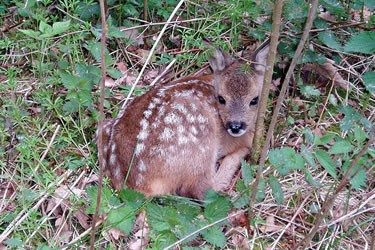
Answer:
xmin=105 ymin=77 xmax=116 ymax=87
xmin=73 ymin=210 xmax=91 ymax=229
xmin=121 ymin=28 xmax=144 ymax=47
xmin=302 ymin=59 xmax=348 ymax=89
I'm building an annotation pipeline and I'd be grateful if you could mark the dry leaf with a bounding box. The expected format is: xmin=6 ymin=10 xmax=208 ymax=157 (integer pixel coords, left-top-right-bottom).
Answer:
xmin=230 ymin=233 xmax=249 ymax=250
xmin=73 ymin=210 xmax=91 ymax=229
xmin=121 ymin=28 xmax=144 ymax=47
xmin=302 ymin=60 xmax=348 ymax=89
xmin=105 ymin=77 xmax=116 ymax=87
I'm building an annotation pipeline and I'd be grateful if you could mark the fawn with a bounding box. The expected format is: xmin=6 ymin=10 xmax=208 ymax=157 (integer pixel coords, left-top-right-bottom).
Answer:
xmin=99 ymin=44 xmax=269 ymax=199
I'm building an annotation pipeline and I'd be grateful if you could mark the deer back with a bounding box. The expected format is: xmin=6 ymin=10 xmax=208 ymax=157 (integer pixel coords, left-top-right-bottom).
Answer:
xmin=100 ymin=44 xmax=269 ymax=199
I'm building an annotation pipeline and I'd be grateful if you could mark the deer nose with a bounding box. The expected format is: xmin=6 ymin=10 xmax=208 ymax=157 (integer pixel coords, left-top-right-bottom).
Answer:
xmin=226 ymin=121 xmax=247 ymax=137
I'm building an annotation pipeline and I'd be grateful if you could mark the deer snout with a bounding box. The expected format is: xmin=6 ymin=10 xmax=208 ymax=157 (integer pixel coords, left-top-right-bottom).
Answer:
xmin=226 ymin=121 xmax=247 ymax=137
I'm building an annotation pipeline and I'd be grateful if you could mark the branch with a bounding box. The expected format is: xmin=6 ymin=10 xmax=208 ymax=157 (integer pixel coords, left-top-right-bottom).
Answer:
xmin=249 ymin=0 xmax=283 ymax=213
xmin=90 ymin=0 xmax=107 ymax=248
xmin=295 ymin=136 xmax=374 ymax=249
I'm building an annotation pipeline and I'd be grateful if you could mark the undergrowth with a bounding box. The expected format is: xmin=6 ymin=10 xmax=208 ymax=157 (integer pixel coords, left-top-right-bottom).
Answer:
xmin=0 ymin=0 xmax=374 ymax=249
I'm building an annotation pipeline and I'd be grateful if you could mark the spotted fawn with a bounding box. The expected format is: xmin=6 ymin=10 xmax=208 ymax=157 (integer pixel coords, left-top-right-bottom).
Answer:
xmin=99 ymin=44 xmax=269 ymax=199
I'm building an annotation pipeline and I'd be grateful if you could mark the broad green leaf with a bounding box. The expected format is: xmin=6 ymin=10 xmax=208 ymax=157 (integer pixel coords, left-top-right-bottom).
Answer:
xmin=51 ymin=20 xmax=71 ymax=35
xmin=85 ymin=41 xmax=113 ymax=65
xmin=256 ymin=178 xmax=266 ymax=202
xmin=315 ymin=150 xmax=337 ymax=178
xmin=315 ymin=133 xmax=336 ymax=146
xmin=342 ymin=159 xmax=368 ymax=190
xmin=119 ymin=188 xmax=145 ymax=210
xmin=354 ymin=126 xmax=367 ymax=143
xmin=107 ymin=206 xmax=136 ymax=234
xmin=4 ymin=238 xmax=23 ymax=248
xmin=268 ymin=176 xmax=284 ymax=204
xmin=19 ymin=29 xmax=40 ymax=39
xmin=320 ymin=0 xmax=345 ymax=15
xmin=39 ymin=21 xmax=52 ymax=33
xmin=85 ymin=185 xmax=113 ymax=214
xmin=339 ymin=105 xmax=361 ymax=132
xmin=201 ymin=226 xmax=226 ymax=248
xmin=304 ymin=170 xmax=322 ymax=187
xmin=318 ymin=31 xmax=343 ymax=51
xmin=344 ymin=31 xmax=375 ymax=54
xmin=349 ymin=169 xmax=367 ymax=190
xmin=269 ymin=147 xmax=305 ymax=176
xmin=63 ymin=100 xmax=79 ymax=113
xmin=301 ymin=146 xmax=316 ymax=168
xmin=204 ymin=194 xmax=231 ymax=223
xmin=300 ymin=85 xmax=321 ymax=98
xmin=241 ymin=160 xmax=253 ymax=186
xmin=59 ymin=71 xmax=78 ymax=90
xmin=363 ymin=71 xmax=375 ymax=93
xmin=329 ymin=140 xmax=353 ymax=154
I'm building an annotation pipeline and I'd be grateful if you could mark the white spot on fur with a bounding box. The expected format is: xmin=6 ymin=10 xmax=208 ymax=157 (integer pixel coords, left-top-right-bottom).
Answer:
xmin=136 ymin=174 xmax=144 ymax=186
xmin=148 ymin=102 xmax=156 ymax=109
xmin=110 ymin=154 xmax=116 ymax=165
xmin=143 ymin=110 xmax=152 ymax=118
xmin=164 ymin=112 xmax=181 ymax=124
xmin=157 ymin=89 xmax=166 ymax=97
xmin=135 ymin=143 xmax=145 ymax=156
xmin=178 ymin=135 xmax=190 ymax=145
xmin=174 ymin=90 xmax=194 ymax=97
xmin=160 ymin=127 xmax=174 ymax=140
xmin=197 ymin=91 xmax=203 ymax=97
xmin=105 ymin=127 xmax=111 ymax=135
xmin=186 ymin=113 xmax=196 ymax=123
xmin=111 ymin=143 xmax=116 ymax=153
xmin=137 ymin=130 xmax=149 ymax=140
xmin=177 ymin=125 xmax=185 ymax=134
xmin=172 ymin=103 xmax=187 ymax=114
xmin=197 ymin=114 xmax=208 ymax=124
xmin=138 ymin=160 xmax=146 ymax=172
xmin=158 ymin=105 xmax=166 ymax=117
xmin=190 ymin=103 xmax=198 ymax=112
xmin=104 ymin=146 xmax=109 ymax=154
xmin=152 ymin=97 xmax=161 ymax=104
xmin=191 ymin=126 xmax=198 ymax=135
xmin=114 ymin=166 xmax=121 ymax=177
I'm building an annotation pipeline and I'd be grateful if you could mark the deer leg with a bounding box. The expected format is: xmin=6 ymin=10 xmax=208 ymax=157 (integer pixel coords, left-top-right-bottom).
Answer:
xmin=213 ymin=147 xmax=249 ymax=192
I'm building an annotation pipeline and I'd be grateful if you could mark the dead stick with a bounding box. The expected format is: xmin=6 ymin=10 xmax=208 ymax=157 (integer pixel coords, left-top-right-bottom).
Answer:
xmin=89 ymin=0 xmax=107 ymax=248
xmin=249 ymin=0 xmax=283 ymax=213
xmin=295 ymin=136 xmax=374 ymax=249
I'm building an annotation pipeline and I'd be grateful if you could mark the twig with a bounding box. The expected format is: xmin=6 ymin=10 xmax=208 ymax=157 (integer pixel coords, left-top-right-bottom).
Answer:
xmin=270 ymin=193 xmax=311 ymax=249
xmin=89 ymin=0 xmax=107 ymax=247
xmin=0 ymin=170 xmax=73 ymax=242
xmin=249 ymin=0 xmax=283 ymax=214
xmin=251 ymin=0 xmax=283 ymax=162
xmin=259 ymin=0 xmax=319 ymax=168
xmin=295 ymin=136 xmax=374 ymax=249
xmin=121 ymin=0 xmax=185 ymax=109
xmin=150 ymin=58 xmax=177 ymax=86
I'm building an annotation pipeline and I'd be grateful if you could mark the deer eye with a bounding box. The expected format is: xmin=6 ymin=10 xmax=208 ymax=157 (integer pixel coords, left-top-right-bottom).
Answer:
xmin=218 ymin=95 xmax=226 ymax=105
xmin=250 ymin=96 xmax=259 ymax=106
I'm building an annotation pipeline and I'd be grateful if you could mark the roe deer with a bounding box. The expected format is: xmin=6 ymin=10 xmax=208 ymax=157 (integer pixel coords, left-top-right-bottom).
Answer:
xmin=99 ymin=44 xmax=269 ymax=199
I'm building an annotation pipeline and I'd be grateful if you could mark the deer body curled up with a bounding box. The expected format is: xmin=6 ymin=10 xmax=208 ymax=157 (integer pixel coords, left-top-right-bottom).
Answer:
xmin=99 ymin=45 xmax=269 ymax=199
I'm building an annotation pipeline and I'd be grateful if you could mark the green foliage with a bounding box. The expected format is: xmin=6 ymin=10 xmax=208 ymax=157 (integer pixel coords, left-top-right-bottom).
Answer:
xmin=363 ymin=71 xmax=375 ymax=93
xmin=344 ymin=31 xmax=375 ymax=54
xmin=268 ymin=176 xmax=284 ymax=204
xmin=269 ymin=147 xmax=305 ymax=176
xmin=20 ymin=20 xmax=71 ymax=39
xmin=58 ymin=63 xmax=101 ymax=113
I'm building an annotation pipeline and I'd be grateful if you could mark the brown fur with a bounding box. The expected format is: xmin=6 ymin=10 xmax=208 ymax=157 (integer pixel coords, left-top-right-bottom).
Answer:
xmin=99 ymin=45 xmax=269 ymax=199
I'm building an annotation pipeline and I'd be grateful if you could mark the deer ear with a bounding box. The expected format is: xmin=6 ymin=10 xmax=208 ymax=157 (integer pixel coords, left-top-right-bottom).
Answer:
xmin=208 ymin=49 xmax=234 ymax=72
xmin=253 ymin=44 xmax=269 ymax=73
